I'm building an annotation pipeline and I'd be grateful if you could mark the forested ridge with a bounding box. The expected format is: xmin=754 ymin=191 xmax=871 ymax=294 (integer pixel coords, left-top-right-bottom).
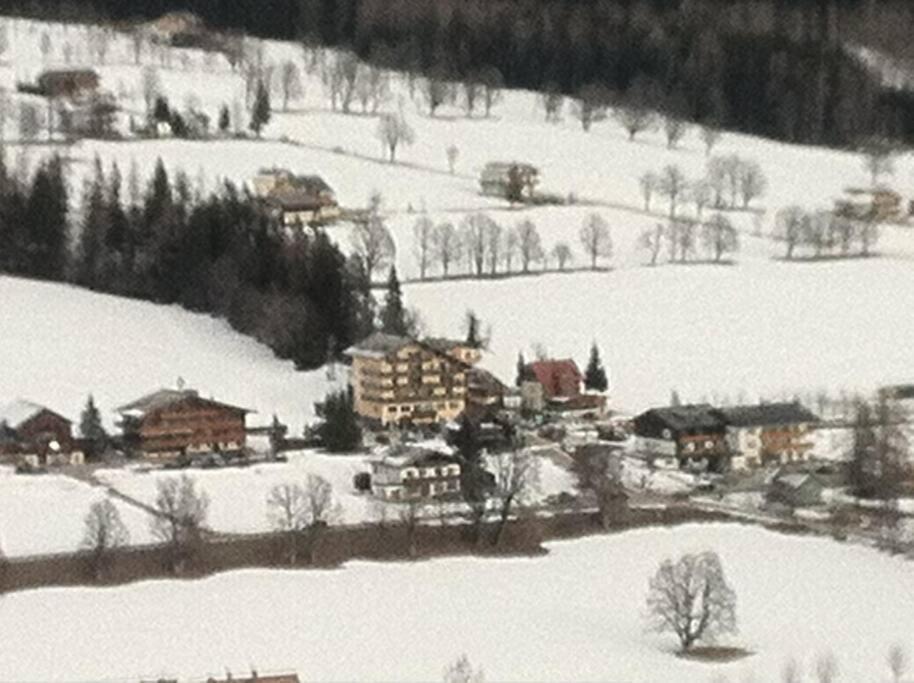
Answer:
xmin=12 ymin=0 xmax=914 ymax=147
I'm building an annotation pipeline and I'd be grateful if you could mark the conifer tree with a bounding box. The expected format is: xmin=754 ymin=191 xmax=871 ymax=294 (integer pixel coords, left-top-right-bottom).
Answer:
xmin=515 ymin=351 xmax=527 ymax=387
xmin=76 ymin=157 xmax=108 ymax=288
xmin=380 ymin=266 xmax=408 ymax=336
xmin=584 ymin=342 xmax=609 ymax=392
xmin=218 ymin=104 xmax=230 ymax=134
xmin=465 ymin=310 xmax=481 ymax=348
xmin=249 ymin=80 xmax=271 ymax=137
xmin=79 ymin=394 xmax=108 ymax=460
xmin=314 ymin=389 xmax=362 ymax=452
xmin=25 ymin=155 xmax=68 ymax=280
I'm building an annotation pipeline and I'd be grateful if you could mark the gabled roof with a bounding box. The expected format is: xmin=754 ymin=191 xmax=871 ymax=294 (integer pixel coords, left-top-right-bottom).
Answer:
xmin=637 ymin=404 xmax=725 ymax=433
xmin=716 ymin=402 xmax=819 ymax=427
xmin=373 ymin=445 xmax=459 ymax=469
xmin=526 ymin=359 xmax=582 ymax=393
xmin=0 ymin=399 xmax=70 ymax=428
xmin=344 ymin=332 xmax=414 ymax=358
xmin=423 ymin=337 xmax=470 ymax=354
xmin=116 ymin=389 xmax=249 ymax=418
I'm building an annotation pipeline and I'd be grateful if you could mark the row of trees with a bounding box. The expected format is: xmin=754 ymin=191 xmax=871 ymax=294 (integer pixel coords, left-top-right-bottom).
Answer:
xmin=409 ymin=212 xmax=614 ymax=281
xmin=639 ymin=214 xmax=740 ymax=266
xmin=774 ymin=205 xmax=881 ymax=260
xmin=0 ymin=151 xmax=374 ymax=370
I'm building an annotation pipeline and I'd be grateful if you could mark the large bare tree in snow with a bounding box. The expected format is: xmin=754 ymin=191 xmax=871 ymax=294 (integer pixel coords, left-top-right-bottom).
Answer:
xmin=491 ymin=449 xmax=540 ymax=547
xmin=412 ymin=214 xmax=434 ymax=280
xmin=81 ymin=499 xmax=130 ymax=580
xmin=351 ymin=197 xmax=396 ymax=280
xmin=514 ymin=219 xmax=544 ymax=273
xmin=701 ymin=213 xmax=739 ymax=262
xmin=657 ymin=165 xmax=689 ymax=218
xmin=431 ymin=221 xmax=462 ymax=277
xmin=376 ymin=111 xmax=415 ymax=163
xmin=646 ymin=550 xmax=737 ymax=652
xmin=279 ymin=60 xmax=303 ymax=111
xmin=150 ymin=475 xmax=209 ymax=574
xmin=267 ymin=475 xmax=338 ymax=564
xmin=578 ymin=213 xmax=612 ymax=269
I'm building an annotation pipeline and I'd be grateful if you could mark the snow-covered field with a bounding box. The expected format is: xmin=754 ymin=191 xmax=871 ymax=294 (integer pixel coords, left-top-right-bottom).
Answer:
xmin=0 ymin=468 xmax=154 ymax=557
xmin=0 ymin=275 xmax=339 ymax=433
xmin=1 ymin=523 xmax=912 ymax=682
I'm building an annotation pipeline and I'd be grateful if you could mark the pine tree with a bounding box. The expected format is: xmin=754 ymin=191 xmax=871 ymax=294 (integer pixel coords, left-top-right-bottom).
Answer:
xmin=380 ymin=266 xmax=409 ymax=336
xmin=218 ymin=104 xmax=230 ymax=134
xmin=515 ymin=351 xmax=527 ymax=387
xmin=75 ymin=157 xmax=108 ymax=288
xmin=24 ymin=155 xmax=68 ymax=280
xmin=314 ymin=389 xmax=362 ymax=452
xmin=249 ymin=80 xmax=271 ymax=137
xmin=79 ymin=394 xmax=108 ymax=460
xmin=465 ymin=310 xmax=481 ymax=348
xmin=584 ymin=342 xmax=609 ymax=392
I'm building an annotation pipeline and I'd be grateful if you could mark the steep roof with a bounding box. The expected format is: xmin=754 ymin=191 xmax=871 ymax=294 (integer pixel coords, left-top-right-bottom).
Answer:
xmin=0 ymin=399 xmax=69 ymax=428
xmin=344 ymin=332 xmax=413 ymax=358
xmin=423 ymin=337 xmax=469 ymax=353
xmin=716 ymin=402 xmax=819 ymax=427
xmin=526 ymin=359 xmax=582 ymax=398
xmin=117 ymin=389 xmax=249 ymax=417
xmin=637 ymin=404 xmax=725 ymax=433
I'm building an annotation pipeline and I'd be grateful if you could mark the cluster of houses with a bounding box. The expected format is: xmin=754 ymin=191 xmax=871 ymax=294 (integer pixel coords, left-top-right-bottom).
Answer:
xmin=252 ymin=168 xmax=342 ymax=229
xmin=0 ymin=389 xmax=250 ymax=469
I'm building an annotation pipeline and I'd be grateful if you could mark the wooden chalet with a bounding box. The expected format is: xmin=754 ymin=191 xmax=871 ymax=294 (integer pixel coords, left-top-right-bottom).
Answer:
xmin=0 ymin=399 xmax=83 ymax=467
xmin=633 ymin=404 xmax=729 ymax=471
xmin=116 ymin=388 xmax=249 ymax=460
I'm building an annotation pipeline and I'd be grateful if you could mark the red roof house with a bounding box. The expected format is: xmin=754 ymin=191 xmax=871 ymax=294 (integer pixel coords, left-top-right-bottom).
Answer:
xmin=526 ymin=359 xmax=583 ymax=400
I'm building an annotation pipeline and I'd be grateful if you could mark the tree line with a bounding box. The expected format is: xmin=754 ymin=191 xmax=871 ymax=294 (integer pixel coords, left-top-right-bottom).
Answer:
xmin=0 ymin=150 xmax=374 ymax=369
xmin=14 ymin=0 xmax=914 ymax=148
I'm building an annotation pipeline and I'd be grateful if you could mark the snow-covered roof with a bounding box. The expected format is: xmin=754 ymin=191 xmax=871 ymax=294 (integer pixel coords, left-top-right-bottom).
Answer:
xmin=116 ymin=388 xmax=250 ymax=417
xmin=0 ymin=399 xmax=63 ymax=428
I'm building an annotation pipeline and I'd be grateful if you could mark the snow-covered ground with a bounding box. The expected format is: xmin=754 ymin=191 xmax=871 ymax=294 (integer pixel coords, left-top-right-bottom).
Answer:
xmin=0 ymin=275 xmax=341 ymax=434
xmin=1 ymin=523 xmax=913 ymax=682
xmin=0 ymin=469 xmax=154 ymax=557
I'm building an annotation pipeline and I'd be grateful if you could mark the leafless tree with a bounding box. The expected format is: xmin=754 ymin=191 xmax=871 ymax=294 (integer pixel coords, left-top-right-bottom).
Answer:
xmin=461 ymin=77 xmax=484 ymax=117
xmin=351 ymin=198 xmax=396 ymax=280
xmin=140 ymin=66 xmax=161 ymax=118
xmin=443 ymin=654 xmax=485 ymax=683
xmin=87 ymin=27 xmax=110 ymax=65
xmin=639 ymin=171 xmax=659 ymax=212
xmin=737 ymin=160 xmax=767 ymax=208
xmin=814 ymin=652 xmax=838 ymax=683
xmin=267 ymin=475 xmax=338 ymax=565
xmin=399 ymin=498 xmax=426 ymax=558
xmin=81 ymin=499 xmax=130 ymax=580
xmin=613 ymin=77 xmax=660 ymax=141
xmin=861 ymin=137 xmax=897 ymax=187
xmin=39 ymin=31 xmax=51 ymax=62
xmin=671 ymin=218 xmax=698 ymax=262
xmin=376 ymin=112 xmax=415 ymax=163
xmin=462 ymin=213 xmax=498 ymax=277
xmin=689 ymin=179 xmax=713 ymax=220
xmin=658 ymin=165 xmax=689 ymax=218
xmin=420 ymin=72 xmax=454 ymax=117
xmin=491 ymin=450 xmax=540 ymax=547
xmin=646 ymin=550 xmax=737 ymax=652
xmin=578 ymin=213 xmax=613 ymax=269
xmin=413 ymin=214 xmax=434 ymax=280
xmin=130 ymin=31 xmax=145 ymax=65
xmin=572 ymin=451 xmax=627 ymax=529
xmin=480 ymin=66 xmax=504 ymax=117
xmin=781 ymin=658 xmax=801 ymax=683
xmin=150 ymin=475 xmax=209 ymax=574
xmin=325 ymin=50 xmax=359 ymax=113
xmin=570 ymin=83 xmax=609 ymax=132
xmin=702 ymin=213 xmax=739 ymax=262
xmin=18 ymin=102 xmax=42 ymax=141
xmin=888 ymin=643 xmax=907 ymax=683
xmin=503 ymin=228 xmax=519 ymax=272
xmin=486 ymin=220 xmax=503 ymax=275
xmin=431 ymin=221 xmax=462 ymax=277
xmin=802 ymin=211 xmax=831 ymax=258
xmin=639 ymin=223 xmax=665 ymax=266
xmin=700 ymin=125 xmax=723 ymax=156
xmin=775 ymin=206 xmax=806 ymax=259
xmin=662 ymin=115 xmax=689 ymax=149
xmin=355 ymin=63 xmax=390 ymax=113
xmin=515 ymin=220 xmax=544 ymax=273
xmin=552 ymin=242 xmax=573 ymax=270
xmin=446 ymin=144 xmax=459 ymax=174
xmin=538 ymin=83 xmax=563 ymax=123
xmin=279 ymin=60 xmax=303 ymax=111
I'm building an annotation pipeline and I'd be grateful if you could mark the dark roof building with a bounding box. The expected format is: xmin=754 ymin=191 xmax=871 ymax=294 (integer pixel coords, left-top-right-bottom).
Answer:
xmin=713 ymin=402 xmax=819 ymax=427
xmin=634 ymin=404 xmax=725 ymax=439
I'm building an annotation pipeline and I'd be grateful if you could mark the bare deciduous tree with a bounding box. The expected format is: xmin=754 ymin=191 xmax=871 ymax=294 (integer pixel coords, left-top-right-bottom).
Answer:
xmin=376 ymin=112 xmax=415 ymax=163
xmin=657 ymin=165 xmax=689 ymax=218
xmin=701 ymin=213 xmax=739 ymax=262
xmin=578 ymin=213 xmax=613 ymax=269
xmin=351 ymin=197 xmax=396 ymax=280
xmin=552 ymin=242 xmax=573 ymax=270
xmin=461 ymin=213 xmax=498 ymax=277
xmin=700 ymin=125 xmax=723 ymax=156
xmin=431 ymin=221 xmax=462 ymax=277
xmin=491 ymin=449 xmax=540 ymax=546
xmin=861 ymin=137 xmax=897 ymax=187
xmin=689 ymin=179 xmax=713 ymax=220
xmin=140 ymin=66 xmax=161 ymax=119
xmin=443 ymin=654 xmax=485 ymax=683
xmin=570 ymin=82 xmax=610 ymax=132
xmin=461 ymin=77 xmax=484 ymax=118
xmin=446 ymin=144 xmax=459 ymax=174
xmin=737 ymin=160 xmax=767 ymax=208
xmin=267 ymin=475 xmax=338 ymax=564
xmin=646 ymin=550 xmax=737 ymax=652
xmin=355 ymin=63 xmax=389 ymax=113
xmin=888 ymin=643 xmax=907 ymax=683
xmin=775 ymin=206 xmax=806 ymax=259
xmin=150 ymin=475 xmax=209 ymax=574
xmin=413 ymin=214 xmax=434 ymax=280
xmin=81 ymin=499 xmax=130 ymax=580
xmin=663 ymin=115 xmax=689 ymax=149
xmin=480 ymin=67 xmax=504 ymax=117
xmin=420 ymin=71 xmax=454 ymax=117
xmin=640 ymin=223 xmax=665 ymax=266
xmin=399 ymin=498 xmax=425 ymax=558
xmin=279 ymin=60 xmax=303 ymax=111
xmin=539 ymin=83 xmax=563 ymax=123
xmin=613 ymin=77 xmax=660 ymax=141
xmin=514 ymin=220 xmax=544 ymax=273
xmin=639 ymin=171 xmax=659 ymax=212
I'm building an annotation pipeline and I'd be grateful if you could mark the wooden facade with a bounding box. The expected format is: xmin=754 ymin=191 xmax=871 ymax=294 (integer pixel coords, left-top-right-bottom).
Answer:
xmin=346 ymin=333 xmax=481 ymax=427
xmin=118 ymin=390 xmax=247 ymax=459
xmin=0 ymin=401 xmax=80 ymax=466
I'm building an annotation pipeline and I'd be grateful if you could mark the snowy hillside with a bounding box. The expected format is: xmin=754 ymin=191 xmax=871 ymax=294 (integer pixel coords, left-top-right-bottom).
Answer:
xmin=0 ymin=275 xmax=340 ymax=433
xmin=1 ymin=523 xmax=912 ymax=682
